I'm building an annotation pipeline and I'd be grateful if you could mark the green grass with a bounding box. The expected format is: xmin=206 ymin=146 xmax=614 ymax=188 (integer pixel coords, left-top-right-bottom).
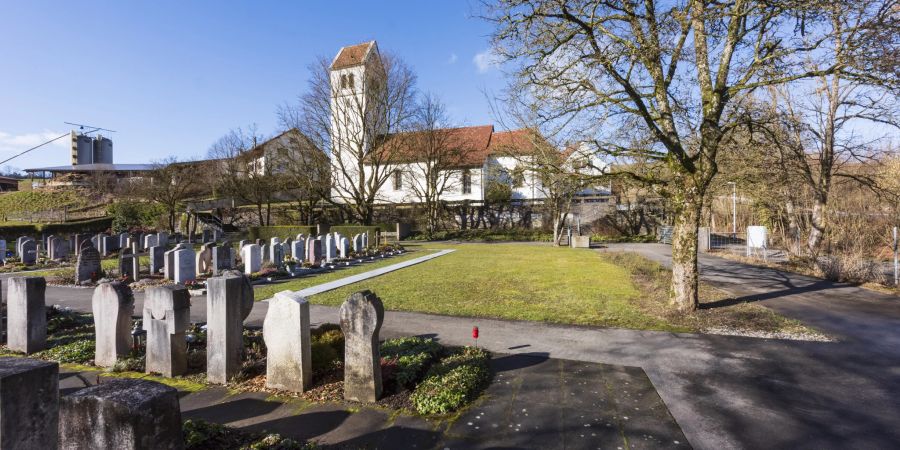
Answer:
xmin=254 ymin=249 xmax=438 ymax=300
xmin=0 ymin=190 xmax=87 ymax=215
xmin=307 ymin=243 xmax=679 ymax=330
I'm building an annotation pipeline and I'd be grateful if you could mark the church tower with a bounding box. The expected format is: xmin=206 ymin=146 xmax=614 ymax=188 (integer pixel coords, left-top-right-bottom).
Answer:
xmin=329 ymin=41 xmax=385 ymax=203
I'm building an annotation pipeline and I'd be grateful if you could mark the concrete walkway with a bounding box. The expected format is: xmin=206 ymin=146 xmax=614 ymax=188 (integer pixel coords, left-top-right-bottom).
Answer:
xmin=291 ymin=249 xmax=454 ymax=297
xmin=21 ymin=243 xmax=900 ymax=448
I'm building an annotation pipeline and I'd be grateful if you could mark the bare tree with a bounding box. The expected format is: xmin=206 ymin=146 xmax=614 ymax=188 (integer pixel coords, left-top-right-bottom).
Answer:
xmin=269 ymin=112 xmax=332 ymax=225
xmin=485 ymin=0 xmax=893 ymax=311
xmin=295 ymin=49 xmax=418 ymax=225
xmin=207 ymin=125 xmax=277 ymax=226
xmin=401 ymin=94 xmax=475 ymax=237
xmin=134 ymin=157 xmax=206 ymax=232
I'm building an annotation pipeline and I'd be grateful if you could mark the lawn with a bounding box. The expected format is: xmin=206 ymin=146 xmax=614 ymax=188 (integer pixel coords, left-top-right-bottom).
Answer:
xmin=254 ymin=249 xmax=439 ymax=300
xmin=308 ymin=243 xmax=680 ymax=331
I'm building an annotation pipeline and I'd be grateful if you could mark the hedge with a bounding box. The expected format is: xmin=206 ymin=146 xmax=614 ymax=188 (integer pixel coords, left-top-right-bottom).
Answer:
xmin=328 ymin=225 xmax=384 ymax=243
xmin=0 ymin=216 xmax=114 ymax=240
xmin=248 ymin=225 xmax=317 ymax=241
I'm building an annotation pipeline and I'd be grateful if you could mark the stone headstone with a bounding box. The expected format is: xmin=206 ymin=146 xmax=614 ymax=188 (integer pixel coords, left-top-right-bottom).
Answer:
xmin=212 ymin=245 xmax=233 ymax=274
xmin=284 ymin=238 xmax=293 ymax=258
xmin=361 ymin=232 xmax=369 ymax=249
xmin=91 ymin=234 xmax=102 ymax=253
xmin=255 ymin=239 xmax=264 ymax=247
xmin=118 ymin=232 xmax=129 ymax=250
xmin=292 ymin=239 xmax=305 ymax=263
xmin=76 ymin=244 xmax=102 ymax=283
xmin=339 ymin=237 xmax=350 ymax=259
xmin=0 ymin=357 xmax=59 ymax=448
xmin=92 ymin=282 xmax=134 ymax=368
xmin=271 ymin=243 xmax=284 ymax=267
xmin=118 ymin=248 xmax=139 ymax=281
xmin=263 ymin=291 xmax=311 ymax=393
xmin=163 ymin=244 xmax=189 ymax=280
xmin=143 ymin=285 xmax=191 ymax=377
xmin=173 ymin=248 xmax=196 ymax=284
xmin=16 ymin=236 xmax=32 ymax=257
xmin=59 ymin=378 xmax=183 ymax=450
xmin=353 ymin=234 xmax=362 ymax=253
xmin=305 ymin=236 xmax=315 ymax=262
xmin=157 ymin=232 xmax=169 ymax=247
xmin=20 ymin=239 xmax=37 ymax=265
xmin=102 ymin=235 xmax=119 ymax=255
xmin=325 ymin=234 xmax=336 ymax=262
xmin=73 ymin=234 xmax=86 ymax=255
xmin=144 ymin=234 xmax=158 ymax=249
xmin=308 ymin=238 xmax=322 ymax=264
xmin=260 ymin=244 xmax=270 ymax=263
xmin=0 ymin=239 xmax=6 ymax=264
xmin=206 ymin=271 xmax=253 ymax=384
xmin=196 ymin=242 xmax=214 ymax=276
xmin=238 ymin=239 xmax=250 ymax=250
xmin=7 ymin=276 xmax=47 ymax=354
xmin=339 ymin=290 xmax=384 ymax=402
xmin=149 ymin=245 xmax=165 ymax=275
xmin=241 ymin=244 xmax=261 ymax=275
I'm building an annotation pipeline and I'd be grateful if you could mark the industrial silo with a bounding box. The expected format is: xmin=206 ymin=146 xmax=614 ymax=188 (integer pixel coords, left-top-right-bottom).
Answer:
xmin=71 ymin=132 xmax=94 ymax=165
xmin=92 ymin=135 xmax=113 ymax=164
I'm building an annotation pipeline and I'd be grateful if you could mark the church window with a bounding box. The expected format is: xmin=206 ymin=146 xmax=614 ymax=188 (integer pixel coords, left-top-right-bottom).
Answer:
xmin=348 ymin=73 xmax=355 ymax=89
xmin=393 ymin=169 xmax=403 ymax=190
xmin=340 ymin=74 xmax=348 ymax=89
xmin=462 ymin=169 xmax=472 ymax=194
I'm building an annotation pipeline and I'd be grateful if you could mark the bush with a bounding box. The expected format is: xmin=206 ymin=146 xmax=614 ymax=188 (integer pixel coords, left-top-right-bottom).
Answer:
xmin=406 ymin=228 xmax=552 ymax=242
xmin=36 ymin=338 xmax=95 ymax=363
xmin=410 ymin=347 xmax=491 ymax=415
xmin=248 ymin=226 xmax=317 ymax=242
xmin=328 ymin=225 xmax=383 ymax=246
xmin=381 ymin=337 xmax=442 ymax=388
xmin=107 ymin=201 xmax=165 ymax=233
xmin=183 ymin=419 xmax=312 ymax=450
xmin=310 ymin=327 xmax=344 ymax=372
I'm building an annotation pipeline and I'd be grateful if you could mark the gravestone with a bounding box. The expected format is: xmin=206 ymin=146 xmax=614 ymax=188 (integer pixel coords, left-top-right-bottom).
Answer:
xmin=173 ymin=248 xmax=196 ymax=284
xmin=206 ymin=270 xmax=253 ymax=384
xmin=238 ymin=239 xmax=250 ymax=251
xmin=134 ymin=232 xmax=145 ymax=250
xmin=7 ymin=276 xmax=47 ymax=354
xmin=118 ymin=232 xmax=129 ymax=250
xmin=263 ymin=291 xmax=311 ymax=393
xmin=20 ymin=239 xmax=37 ymax=265
xmin=284 ymin=237 xmax=293 ymax=258
xmin=76 ymin=244 xmax=102 ymax=283
xmin=339 ymin=290 xmax=384 ymax=402
xmin=271 ymin=243 xmax=284 ymax=267
xmin=16 ymin=236 xmax=33 ymax=256
xmin=0 ymin=239 xmax=6 ymax=264
xmin=260 ymin=244 xmax=270 ymax=263
xmin=102 ymin=235 xmax=118 ymax=255
xmin=325 ymin=234 xmax=336 ymax=262
xmin=339 ymin=237 xmax=350 ymax=259
xmin=144 ymin=285 xmax=191 ymax=377
xmin=149 ymin=245 xmax=165 ymax=275
xmin=212 ymin=244 xmax=233 ymax=273
xmin=164 ymin=243 xmax=189 ymax=280
xmin=361 ymin=232 xmax=369 ymax=249
xmin=241 ymin=244 xmax=261 ymax=275
xmin=353 ymin=234 xmax=362 ymax=253
xmin=308 ymin=238 xmax=322 ymax=264
xmin=196 ymin=242 xmax=214 ymax=276
xmin=157 ymin=231 xmax=169 ymax=247
xmin=118 ymin=248 xmax=139 ymax=281
xmin=201 ymin=229 xmax=212 ymax=243
xmin=292 ymin=239 xmax=305 ymax=263
xmin=255 ymin=239 xmax=264 ymax=247
xmin=305 ymin=236 xmax=315 ymax=262
xmin=73 ymin=234 xmax=86 ymax=255
xmin=0 ymin=357 xmax=59 ymax=448
xmin=45 ymin=235 xmax=56 ymax=258
xmin=91 ymin=234 xmax=102 ymax=253
xmin=144 ymin=234 xmax=158 ymax=249
xmin=92 ymin=282 xmax=134 ymax=368
xmin=59 ymin=378 xmax=183 ymax=450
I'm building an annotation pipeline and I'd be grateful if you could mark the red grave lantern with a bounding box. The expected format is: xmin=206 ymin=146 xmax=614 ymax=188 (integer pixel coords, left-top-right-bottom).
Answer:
xmin=472 ymin=326 xmax=479 ymax=347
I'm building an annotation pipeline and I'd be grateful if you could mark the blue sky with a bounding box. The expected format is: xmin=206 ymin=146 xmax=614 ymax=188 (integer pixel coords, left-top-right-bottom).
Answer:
xmin=0 ymin=1 xmax=506 ymax=171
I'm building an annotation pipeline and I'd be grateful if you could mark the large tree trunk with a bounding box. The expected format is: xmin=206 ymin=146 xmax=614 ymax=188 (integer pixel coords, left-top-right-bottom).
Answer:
xmin=670 ymin=198 xmax=701 ymax=312
xmin=784 ymin=197 xmax=802 ymax=257
xmin=807 ymin=196 xmax=827 ymax=257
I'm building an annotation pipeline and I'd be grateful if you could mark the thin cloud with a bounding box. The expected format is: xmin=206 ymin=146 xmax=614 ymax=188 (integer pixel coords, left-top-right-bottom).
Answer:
xmin=473 ymin=49 xmax=500 ymax=73
xmin=0 ymin=130 xmax=69 ymax=154
xmin=446 ymin=53 xmax=458 ymax=64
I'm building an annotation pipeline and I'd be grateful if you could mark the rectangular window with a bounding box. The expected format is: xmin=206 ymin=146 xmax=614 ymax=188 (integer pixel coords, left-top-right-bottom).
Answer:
xmin=393 ymin=170 xmax=403 ymax=190
xmin=462 ymin=169 xmax=472 ymax=194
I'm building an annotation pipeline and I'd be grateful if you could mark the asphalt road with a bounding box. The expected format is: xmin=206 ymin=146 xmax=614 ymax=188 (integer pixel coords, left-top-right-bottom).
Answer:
xmin=6 ymin=243 xmax=900 ymax=449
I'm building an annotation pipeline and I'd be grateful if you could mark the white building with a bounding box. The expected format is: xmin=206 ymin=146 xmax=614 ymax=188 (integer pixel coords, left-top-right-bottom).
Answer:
xmin=328 ymin=41 xmax=611 ymax=207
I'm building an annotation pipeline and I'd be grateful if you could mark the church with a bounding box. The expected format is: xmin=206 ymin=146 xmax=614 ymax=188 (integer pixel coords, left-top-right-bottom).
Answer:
xmin=326 ymin=41 xmax=611 ymax=207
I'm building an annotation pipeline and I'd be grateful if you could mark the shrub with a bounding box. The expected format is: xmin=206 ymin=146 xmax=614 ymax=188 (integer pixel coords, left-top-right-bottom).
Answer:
xmin=248 ymin=226 xmax=317 ymax=242
xmin=406 ymin=228 xmax=552 ymax=242
xmin=183 ymin=419 xmax=312 ymax=450
xmin=37 ymin=338 xmax=95 ymax=363
xmin=410 ymin=347 xmax=491 ymax=415
xmin=107 ymin=201 xmax=165 ymax=233
xmin=310 ymin=327 xmax=344 ymax=372
xmin=381 ymin=337 xmax=442 ymax=388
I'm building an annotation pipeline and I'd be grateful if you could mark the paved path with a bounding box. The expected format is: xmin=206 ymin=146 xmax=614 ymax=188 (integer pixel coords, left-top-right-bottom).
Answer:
xmin=60 ymin=354 xmax=686 ymax=449
xmin=22 ymin=243 xmax=900 ymax=448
